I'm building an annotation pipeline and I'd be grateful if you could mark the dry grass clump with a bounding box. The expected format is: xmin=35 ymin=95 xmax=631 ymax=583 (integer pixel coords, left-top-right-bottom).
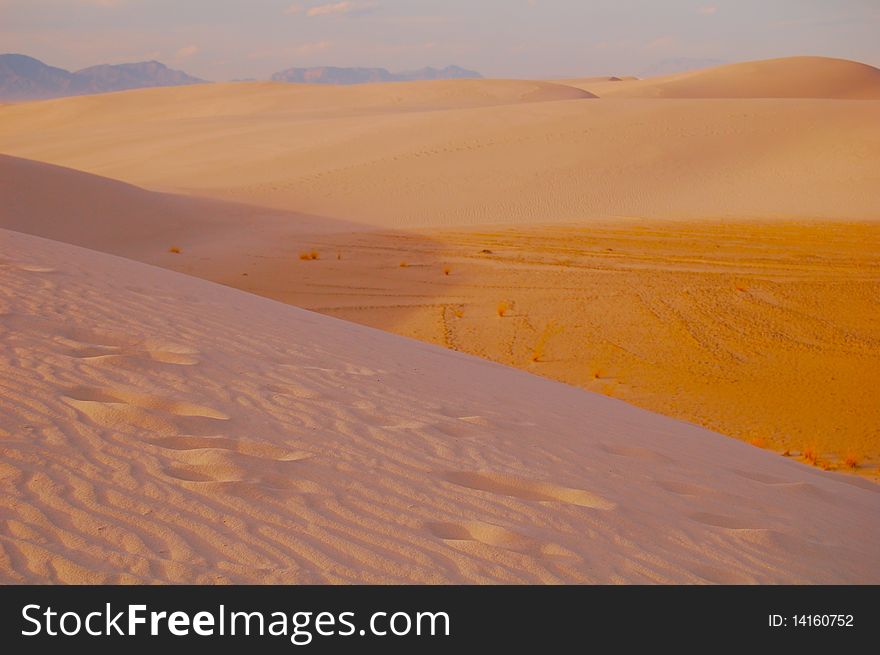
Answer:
xmin=496 ymin=301 xmax=512 ymax=317
xmin=399 ymin=261 xmax=409 ymax=268
xmin=443 ymin=266 xmax=452 ymax=276
xmin=749 ymin=437 xmax=767 ymax=449
xmin=299 ymin=250 xmax=320 ymax=261
xmin=168 ymin=246 xmax=181 ymax=254
xmin=842 ymin=453 xmax=859 ymax=469
xmin=802 ymin=446 xmax=819 ymax=466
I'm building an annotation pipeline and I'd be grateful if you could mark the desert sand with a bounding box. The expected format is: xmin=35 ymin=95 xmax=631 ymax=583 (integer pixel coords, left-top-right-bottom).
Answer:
xmin=1 ymin=229 xmax=878 ymax=583
xmin=0 ymin=58 xmax=879 ymax=227
xmin=1 ymin=56 xmax=879 ymax=583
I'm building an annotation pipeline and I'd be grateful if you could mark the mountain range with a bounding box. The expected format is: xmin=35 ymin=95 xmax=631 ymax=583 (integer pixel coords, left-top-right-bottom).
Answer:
xmin=0 ymin=54 xmax=483 ymax=101
xmin=0 ymin=54 xmax=206 ymax=101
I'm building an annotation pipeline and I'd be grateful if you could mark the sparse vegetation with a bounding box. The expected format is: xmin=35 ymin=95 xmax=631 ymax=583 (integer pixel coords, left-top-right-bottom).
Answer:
xmin=299 ymin=250 xmax=320 ymax=261
xmin=843 ymin=453 xmax=859 ymax=469
xmin=399 ymin=261 xmax=409 ymax=268
xmin=452 ymin=308 xmax=464 ymax=319
xmin=749 ymin=437 xmax=767 ymax=449
xmin=443 ymin=266 xmax=451 ymax=276
xmin=169 ymin=246 xmax=181 ymax=254
xmin=480 ymin=249 xmax=493 ymax=254
xmin=496 ymin=301 xmax=511 ymax=317
xmin=803 ymin=446 xmax=819 ymax=466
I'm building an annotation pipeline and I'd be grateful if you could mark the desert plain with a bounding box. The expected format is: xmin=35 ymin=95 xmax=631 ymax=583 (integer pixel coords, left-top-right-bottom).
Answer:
xmin=0 ymin=56 xmax=879 ymax=583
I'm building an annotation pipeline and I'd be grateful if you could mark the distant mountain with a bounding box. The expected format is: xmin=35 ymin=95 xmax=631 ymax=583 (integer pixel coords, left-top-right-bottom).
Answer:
xmin=271 ymin=64 xmax=482 ymax=85
xmin=73 ymin=61 xmax=204 ymax=95
xmin=0 ymin=54 xmax=77 ymax=100
xmin=0 ymin=54 xmax=206 ymax=101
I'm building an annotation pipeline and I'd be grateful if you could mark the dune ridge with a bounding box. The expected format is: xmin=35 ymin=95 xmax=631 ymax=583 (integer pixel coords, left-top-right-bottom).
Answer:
xmin=1 ymin=228 xmax=878 ymax=584
xmin=578 ymin=56 xmax=880 ymax=99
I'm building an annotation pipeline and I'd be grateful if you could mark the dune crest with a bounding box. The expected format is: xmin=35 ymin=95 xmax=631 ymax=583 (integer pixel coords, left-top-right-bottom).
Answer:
xmin=587 ymin=56 xmax=880 ymax=99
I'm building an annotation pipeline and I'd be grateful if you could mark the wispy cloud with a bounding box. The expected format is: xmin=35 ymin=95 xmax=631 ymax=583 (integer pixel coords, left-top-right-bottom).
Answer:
xmin=175 ymin=45 xmax=199 ymax=59
xmin=286 ymin=2 xmax=378 ymax=18
xmin=697 ymin=5 xmax=718 ymax=16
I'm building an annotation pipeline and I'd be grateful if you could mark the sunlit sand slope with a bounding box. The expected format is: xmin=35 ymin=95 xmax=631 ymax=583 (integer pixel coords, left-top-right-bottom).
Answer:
xmin=1 ymin=70 xmax=878 ymax=227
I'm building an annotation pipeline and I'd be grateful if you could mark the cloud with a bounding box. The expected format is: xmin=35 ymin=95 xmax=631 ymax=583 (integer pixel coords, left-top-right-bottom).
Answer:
xmin=697 ymin=5 xmax=718 ymax=15
xmin=285 ymin=1 xmax=377 ymax=18
xmin=175 ymin=45 xmax=199 ymax=59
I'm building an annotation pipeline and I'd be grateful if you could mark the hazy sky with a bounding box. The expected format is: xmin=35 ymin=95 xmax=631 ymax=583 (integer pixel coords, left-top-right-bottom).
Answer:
xmin=2 ymin=0 xmax=879 ymax=80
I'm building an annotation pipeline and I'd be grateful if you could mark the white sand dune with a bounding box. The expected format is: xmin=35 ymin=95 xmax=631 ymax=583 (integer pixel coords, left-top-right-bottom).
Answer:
xmin=580 ymin=56 xmax=880 ymax=99
xmin=0 ymin=154 xmax=362 ymax=261
xmin=1 ymin=228 xmax=878 ymax=584
xmin=1 ymin=61 xmax=878 ymax=229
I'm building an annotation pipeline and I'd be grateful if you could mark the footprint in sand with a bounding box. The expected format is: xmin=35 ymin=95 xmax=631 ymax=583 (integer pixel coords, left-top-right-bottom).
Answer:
xmin=688 ymin=512 xmax=756 ymax=530
xmin=427 ymin=520 xmax=535 ymax=552
xmin=265 ymin=383 xmax=322 ymax=400
xmin=690 ymin=564 xmax=756 ymax=585
xmin=152 ymin=435 xmax=310 ymax=461
xmin=655 ymin=480 xmax=714 ymax=497
xmin=730 ymin=469 xmax=791 ymax=485
xmin=731 ymin=470 xmax=846 ymax=506
xmin=0 ymin=260 xmax=57 ymax=273
xmin=0 ymin=313 xmax=198 ymax=365
xmin=67 ymin=340 xmax=200 ymax=366
xmin=159 ymin=446 xmax=316 ymax=494
xmin=599 ymin=443 xmax=671 ymax=463
xmin=427 ymin=519 xmax=581 ymax=560
xmin=443 ymin=471 xmax=616 ymax=510
xmin=61 ymin=386 xmax=228 ymax=434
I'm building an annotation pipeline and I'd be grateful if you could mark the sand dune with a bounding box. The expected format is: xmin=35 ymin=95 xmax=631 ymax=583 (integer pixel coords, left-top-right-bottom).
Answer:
xmin=0 ymin=153 xmax=375 ymax=274
xmin=0 ymin=70 xmax=878 ymax=227
xmin=0 ymin=154 xmax=250 ymax=257
xmin=583 ymin=56 xmax=880 ymax=99
xmin=1 ymin=228 xmax=878 ymax=584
